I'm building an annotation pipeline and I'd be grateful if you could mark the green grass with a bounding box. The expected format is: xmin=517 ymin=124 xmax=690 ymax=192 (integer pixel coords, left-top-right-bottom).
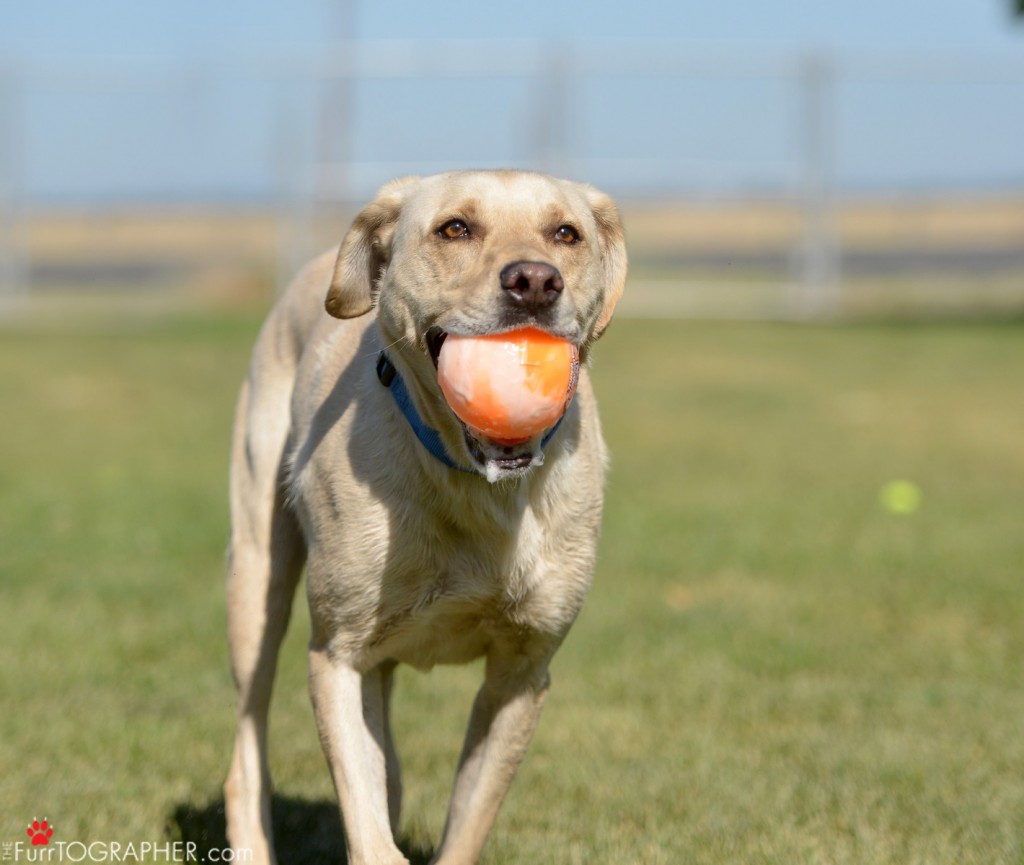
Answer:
xmin=2 ymin=312 xmax=1022 ymax=864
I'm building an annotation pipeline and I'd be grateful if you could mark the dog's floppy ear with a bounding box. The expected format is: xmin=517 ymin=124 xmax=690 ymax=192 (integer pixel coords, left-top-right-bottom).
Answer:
xmin=325 ymin=176 xmax=421 ymax=319
xmin=586 ymin=187 xmax=628 ymax=339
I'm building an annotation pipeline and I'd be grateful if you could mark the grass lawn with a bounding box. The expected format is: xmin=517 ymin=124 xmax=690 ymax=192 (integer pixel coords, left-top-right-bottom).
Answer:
xmin=1 ymin=310 xmax=1022 ymax=864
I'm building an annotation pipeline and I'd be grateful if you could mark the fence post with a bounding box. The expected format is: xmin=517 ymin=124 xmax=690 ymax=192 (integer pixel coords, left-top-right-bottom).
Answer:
xmin=797 ymin=52 xmax=840 ymax=317
xmin=0 ymin=64 xmax=27 ymax=307
xmin=535 ymin=51 xmax=572 ymax=178
xmin=274 ymin=88 xmax=315 ymax=292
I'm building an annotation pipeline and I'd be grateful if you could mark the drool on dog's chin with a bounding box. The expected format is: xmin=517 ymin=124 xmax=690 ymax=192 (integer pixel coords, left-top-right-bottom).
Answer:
xmin=424 ymin=324 xmax=565 ymax=484
xmin=465 ymin=428 xmax=548 ymax=484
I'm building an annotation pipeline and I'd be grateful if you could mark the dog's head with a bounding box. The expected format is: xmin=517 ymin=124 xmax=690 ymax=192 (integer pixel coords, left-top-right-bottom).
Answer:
xmin=325 ymin=170 xmax=627 ymax=480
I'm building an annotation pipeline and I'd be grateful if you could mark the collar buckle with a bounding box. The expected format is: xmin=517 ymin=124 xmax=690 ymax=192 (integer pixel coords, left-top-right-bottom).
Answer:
xmin=375 ymin=351 xmax=396 ymax=387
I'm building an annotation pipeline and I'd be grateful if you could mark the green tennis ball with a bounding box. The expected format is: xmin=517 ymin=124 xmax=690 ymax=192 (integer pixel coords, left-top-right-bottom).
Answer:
xmin=880 ymin=480 xmax=922 ymax=515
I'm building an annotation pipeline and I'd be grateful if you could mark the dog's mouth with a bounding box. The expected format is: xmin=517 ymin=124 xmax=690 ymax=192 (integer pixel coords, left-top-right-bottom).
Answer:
xmin=425 ymin=322 xmax=580 ymax=367
xmin=424 ymin=325 xmax=553 ymax=482
xmin=426 ymin=326 xmax=448 ymax=369
xmin=463 ymin=429 xmax=546 ymax=483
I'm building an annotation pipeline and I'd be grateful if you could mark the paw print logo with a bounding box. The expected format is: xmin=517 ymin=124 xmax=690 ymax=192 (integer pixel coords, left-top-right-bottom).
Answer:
xmin=27 ymin=819 xmax=54 ymax=846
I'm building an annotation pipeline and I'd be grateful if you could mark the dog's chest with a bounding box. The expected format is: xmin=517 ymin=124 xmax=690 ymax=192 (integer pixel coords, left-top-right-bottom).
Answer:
xmin=370 ymin=500 xmax=559 ymax=669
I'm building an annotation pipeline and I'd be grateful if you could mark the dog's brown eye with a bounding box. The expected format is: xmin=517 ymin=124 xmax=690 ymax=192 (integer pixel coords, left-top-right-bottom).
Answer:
xmin=554 ymin=225 xmax=579 ymax=245
xmin=438 ymin=219 xmax=470 ymax=239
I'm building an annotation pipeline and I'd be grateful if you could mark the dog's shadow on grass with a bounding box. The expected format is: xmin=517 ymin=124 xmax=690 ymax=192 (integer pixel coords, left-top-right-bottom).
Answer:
xmin=169 ymin=797 xmax=435 ymax=865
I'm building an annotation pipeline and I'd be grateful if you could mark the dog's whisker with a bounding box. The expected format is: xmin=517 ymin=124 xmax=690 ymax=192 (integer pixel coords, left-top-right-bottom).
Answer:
xmin=360 ymin=333 xmax=412 ymax=361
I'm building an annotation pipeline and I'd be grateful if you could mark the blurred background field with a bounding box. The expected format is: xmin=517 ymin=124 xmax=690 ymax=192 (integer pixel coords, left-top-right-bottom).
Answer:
xmin=2 ymin=2 xmax=1024 ymax=863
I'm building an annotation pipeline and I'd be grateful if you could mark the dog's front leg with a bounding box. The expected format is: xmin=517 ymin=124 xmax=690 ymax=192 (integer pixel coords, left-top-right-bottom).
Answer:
xmin=309 ymin=646 xmax=409 ymax=865
xmin=432 ymin=644 xmax=553 ymax=865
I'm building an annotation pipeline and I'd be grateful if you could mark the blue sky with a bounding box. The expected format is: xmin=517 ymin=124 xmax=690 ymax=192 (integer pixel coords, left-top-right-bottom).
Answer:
xmin=2 ymin=1 xmax=1023 ymax=202
xmin=5 ymin=0 xmax=1022 ymax=53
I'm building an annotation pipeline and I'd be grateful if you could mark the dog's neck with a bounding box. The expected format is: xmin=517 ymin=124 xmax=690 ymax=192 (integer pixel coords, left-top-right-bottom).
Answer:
xmin=376 ymin=351 xmax=468 ymax=473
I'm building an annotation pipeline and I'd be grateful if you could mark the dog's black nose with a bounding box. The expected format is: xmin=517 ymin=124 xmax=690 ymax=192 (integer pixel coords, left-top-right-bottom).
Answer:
xmin=499 ymin=261 xmax=564 ymax=311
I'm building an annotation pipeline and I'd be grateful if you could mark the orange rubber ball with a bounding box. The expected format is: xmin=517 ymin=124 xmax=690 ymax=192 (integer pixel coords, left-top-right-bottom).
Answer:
xmin=437 ymin=328 xmax=579 ymax=445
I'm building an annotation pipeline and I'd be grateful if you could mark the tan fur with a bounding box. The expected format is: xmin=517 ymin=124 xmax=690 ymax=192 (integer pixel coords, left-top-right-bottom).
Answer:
xmin=224 ymin=170 xmax=627 ymax=865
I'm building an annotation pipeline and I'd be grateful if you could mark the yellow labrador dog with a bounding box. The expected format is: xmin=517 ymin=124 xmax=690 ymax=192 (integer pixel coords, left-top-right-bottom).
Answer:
xmin=224 ymin=170 xmax=627 ymax=865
